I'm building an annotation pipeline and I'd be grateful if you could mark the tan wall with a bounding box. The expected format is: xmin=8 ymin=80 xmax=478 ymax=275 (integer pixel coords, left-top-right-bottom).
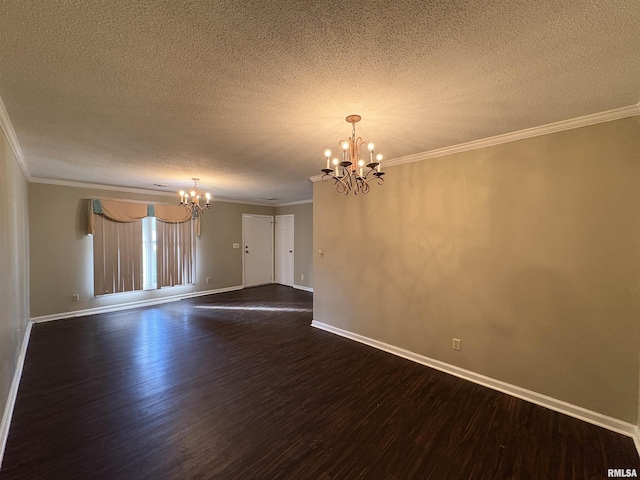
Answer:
xmin=275 ymin=202 xmax=313 ymax=289
xmin=29 ymin=183 xmax=274 ymax=318
xmin=0 ymin=128 xmax=30 ymax=421
xmin=313 ymin=117 xmax=640 ymax=423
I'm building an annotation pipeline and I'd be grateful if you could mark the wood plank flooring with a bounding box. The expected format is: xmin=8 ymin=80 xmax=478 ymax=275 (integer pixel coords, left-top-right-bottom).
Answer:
xmin=1 ymin=285 xmax=638 ymax=479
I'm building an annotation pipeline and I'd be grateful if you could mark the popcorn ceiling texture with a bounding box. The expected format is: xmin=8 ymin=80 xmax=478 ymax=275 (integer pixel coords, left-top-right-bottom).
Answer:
xmin=0 ymin=0 xmax=638 ymax=203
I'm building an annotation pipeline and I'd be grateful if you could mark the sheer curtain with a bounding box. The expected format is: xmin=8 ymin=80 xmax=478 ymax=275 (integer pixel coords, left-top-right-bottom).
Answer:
xmin=90 ymin=198 xmax=196 ymax=295
xmin=93 ymin=215 xmax=143 ymax=295
xmin=156 ymin=219 xmax=194 ymax=287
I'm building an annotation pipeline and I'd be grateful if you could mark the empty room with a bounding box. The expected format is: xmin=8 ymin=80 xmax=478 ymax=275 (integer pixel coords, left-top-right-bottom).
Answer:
xmin=1 ymin=1 xmax=639 ymax=479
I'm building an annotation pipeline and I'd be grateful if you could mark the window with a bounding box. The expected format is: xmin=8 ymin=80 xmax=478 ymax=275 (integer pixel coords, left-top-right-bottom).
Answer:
xmin=91 ymin=198 xmax=196 ymax=296
xmin=142 ymin=217 xmax=195 ymax=289
xmin=142 ymin=217 xmax=157 ymax=290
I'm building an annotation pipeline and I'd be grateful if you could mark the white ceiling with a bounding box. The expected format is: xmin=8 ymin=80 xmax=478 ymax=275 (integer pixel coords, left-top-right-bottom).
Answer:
xmin=0 ymin=0 xmax=638 ymax=204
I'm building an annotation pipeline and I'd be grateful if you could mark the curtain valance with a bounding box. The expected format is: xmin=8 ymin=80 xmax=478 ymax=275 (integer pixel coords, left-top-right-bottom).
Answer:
xmin=88 ymin=198 xmax=200 ymax=236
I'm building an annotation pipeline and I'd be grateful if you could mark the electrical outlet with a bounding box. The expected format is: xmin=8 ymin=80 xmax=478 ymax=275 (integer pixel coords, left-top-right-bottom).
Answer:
xmin=206 ymin=277 xmax=212 ymax=284
xmin=300 ymin=274 xmax=304 ymax=281
xmin=72 ymin=294 xmax=80 ymax=302
xmin=452 ymin=338 xmax=461 ymax=351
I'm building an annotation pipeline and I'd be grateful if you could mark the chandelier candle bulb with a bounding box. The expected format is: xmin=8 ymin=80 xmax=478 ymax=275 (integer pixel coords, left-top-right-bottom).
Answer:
xmin=321 ymin=115 xmax=385 ymax=195
xmin=368 ymin=143 xmax=375 ymax=163
xmin=178 ymin=178 xmax=211 ymax=216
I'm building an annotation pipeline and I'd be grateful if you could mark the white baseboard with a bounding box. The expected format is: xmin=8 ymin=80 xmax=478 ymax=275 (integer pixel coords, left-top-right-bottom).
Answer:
xmin=0 ymin=321 xmax=32 ymax=469
xmin=293 ymin=284 xmax=313 ymax=293
xmin=31 ymin=286 xmax=245 ymax=323
xmin=186 ymin=286 xmax=244 ymax=299
xmin=311 ymin=320 xmax=638 ymax=441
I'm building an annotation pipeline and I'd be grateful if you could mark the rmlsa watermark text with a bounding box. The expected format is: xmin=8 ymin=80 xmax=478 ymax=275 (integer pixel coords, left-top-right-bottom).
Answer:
xmin=608 ymin=469 xmax=638 ymax=478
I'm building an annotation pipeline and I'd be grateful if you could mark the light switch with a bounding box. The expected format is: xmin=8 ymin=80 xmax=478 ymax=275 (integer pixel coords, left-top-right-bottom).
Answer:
xmin=233 ymin=243 xmax=240 ymax=248
xmin=318 ymin=249 xmax=324 ymax=258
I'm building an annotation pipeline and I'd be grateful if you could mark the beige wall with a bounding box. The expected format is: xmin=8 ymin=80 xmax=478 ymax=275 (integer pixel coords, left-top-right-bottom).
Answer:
xmin=202 ymin=201 xmax=276 ymax=289
xmin=0 ymin=128 xmax=30 ymax=423
xmin=275 ymin=202 xmax=313 ymax=289
xmin=313 ymin=117 xmax=640 ymax=423
xmin=29 ymin=183 xmax=274 ymax=318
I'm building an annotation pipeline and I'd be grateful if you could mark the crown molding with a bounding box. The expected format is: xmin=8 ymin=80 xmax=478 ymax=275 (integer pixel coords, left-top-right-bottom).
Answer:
xmin=274 ymin=199 xmax=313 ymax=206
xmin=20 ymin=101 xmax=640 ymax=195
xmin=385 ymin=102 xmax=640 ymax=168
xmin=0 ymin=96 xmax=31 ymax=181
xmin=210 ymin=197 xmax=276 ymax=207
xmin=213 ymin=197 xmax=312 ymax=207
xmin=29 ymin=177 xmax=290 ymax=207
xmin=29 ymin=177 xmax=177 ymax=197
xmin=311 ymin=102 xmax=640 ymax=180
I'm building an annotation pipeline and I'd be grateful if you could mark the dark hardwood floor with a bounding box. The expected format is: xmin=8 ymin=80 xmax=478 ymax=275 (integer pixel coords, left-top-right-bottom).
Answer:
xmin=1 ymin=285 xmax=638 ymax=479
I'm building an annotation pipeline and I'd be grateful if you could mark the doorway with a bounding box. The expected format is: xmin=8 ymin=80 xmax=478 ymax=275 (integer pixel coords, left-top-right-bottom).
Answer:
xmin=242 ymin=214 xmax=274 ymax=287
xmin=275 ymin=214 xmax=294 ymax=287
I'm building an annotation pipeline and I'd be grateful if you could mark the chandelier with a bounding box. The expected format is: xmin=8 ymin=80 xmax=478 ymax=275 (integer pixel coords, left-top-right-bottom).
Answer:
xmin=179 ymin=178 xmax=211 ymax=216
xmin=321 ymin=114 xmax=384 ymax=195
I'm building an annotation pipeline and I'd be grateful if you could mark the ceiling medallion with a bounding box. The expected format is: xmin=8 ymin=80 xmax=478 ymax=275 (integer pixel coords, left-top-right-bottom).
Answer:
xmin=179 ymin=178 xmax=211 ymax=217
xmin=321 ymin=115 xmax=384 ymax=195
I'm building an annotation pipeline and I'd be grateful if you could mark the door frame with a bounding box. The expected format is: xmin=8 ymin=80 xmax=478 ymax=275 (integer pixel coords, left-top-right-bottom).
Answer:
xmin=241 ymin=214 xmax=274 ymax=287
xmin=275 ymin=214 xmax=295 ymax=286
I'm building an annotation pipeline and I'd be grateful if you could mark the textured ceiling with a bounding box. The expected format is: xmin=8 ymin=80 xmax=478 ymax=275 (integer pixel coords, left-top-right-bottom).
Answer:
xmin=0 ymin=0 xmax=639 ymax=203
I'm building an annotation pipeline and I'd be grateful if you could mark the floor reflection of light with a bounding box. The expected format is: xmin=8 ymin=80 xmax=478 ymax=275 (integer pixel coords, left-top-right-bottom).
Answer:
xmin=133 ymin=311 xmax=170 ymax=399
xmin=194 ymin=305 xmax=312 ymax=312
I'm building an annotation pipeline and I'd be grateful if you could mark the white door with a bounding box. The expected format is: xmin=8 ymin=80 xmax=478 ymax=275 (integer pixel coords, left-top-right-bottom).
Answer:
xmin=242 ymin=214 xmax=273 ymax=287
xmin=275 ymin=214 xmax=294 ymax=287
